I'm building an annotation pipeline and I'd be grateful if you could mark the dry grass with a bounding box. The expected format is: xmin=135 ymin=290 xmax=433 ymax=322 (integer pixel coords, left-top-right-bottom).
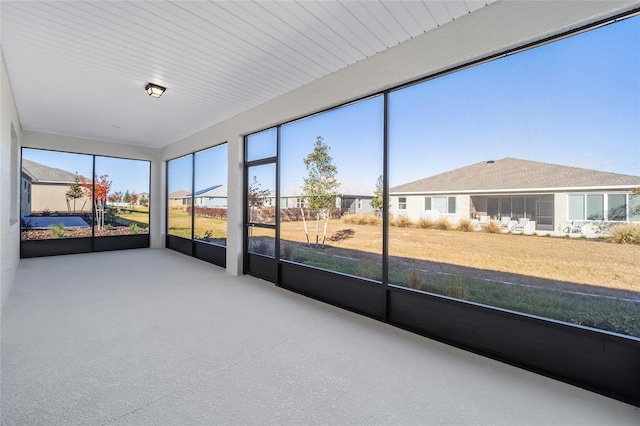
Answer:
xmin=277 ymin=219 xmax=639 ymax=294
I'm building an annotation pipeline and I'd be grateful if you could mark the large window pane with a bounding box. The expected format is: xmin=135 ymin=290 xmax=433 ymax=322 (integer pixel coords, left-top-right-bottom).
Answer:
xmin=194 ymin=144 xmax=228 ymax=246
xmin=167 ymin=155 xmax=193 ymax=238
xmin=388 ymin=16 xmax=640 ymax=337
xmin=95 ymin=156 xmax=150 ymax=236
xmin=279 ymin=97 xmax=384 ymax=280
xmin=21 ymin=148 xmax=93 ymax=240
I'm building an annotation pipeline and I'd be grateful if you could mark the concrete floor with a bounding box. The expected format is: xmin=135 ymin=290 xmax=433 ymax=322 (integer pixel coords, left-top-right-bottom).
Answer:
xmin=2 ymin=249 xmax=638 ymax=425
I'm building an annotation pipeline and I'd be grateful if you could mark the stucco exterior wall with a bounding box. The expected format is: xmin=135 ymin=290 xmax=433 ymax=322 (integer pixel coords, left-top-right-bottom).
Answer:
xmin=30 ymin=183 xmax=91 ymax=213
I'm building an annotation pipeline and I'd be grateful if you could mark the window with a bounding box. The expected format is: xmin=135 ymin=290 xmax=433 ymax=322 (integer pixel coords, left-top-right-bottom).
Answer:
xmin=167 ymin=154 xmax=193 ymax=239
xmin=194 ymin=144 xmax=228 ymax=246
xmin=568 ymin=195 xmax=585 ymax=220
xmin=608 ymin=194 xmax=627 ymax=221
xmin=279 ymin=96 xmax=383 ymax=279
xmin=586 ymin=194 xmax=604 ymax=220
xmin=398 ymin=197 xmax=407 ymax=210
xmin=388 ymin=14 xmax=639 ymax=338
xmin=425 ymin=196 xmax=455 ymax=214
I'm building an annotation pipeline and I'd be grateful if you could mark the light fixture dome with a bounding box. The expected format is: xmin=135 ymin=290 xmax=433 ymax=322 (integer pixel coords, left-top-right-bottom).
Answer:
xmin=145 ymin=83 xmax=166 ymax=98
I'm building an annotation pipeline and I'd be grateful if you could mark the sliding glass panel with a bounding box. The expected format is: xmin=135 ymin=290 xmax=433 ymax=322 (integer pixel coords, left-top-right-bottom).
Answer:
xmin=167 ymin=154 xmax=193 ymax=239
xmin=388 ymin=15 xmax=640 ymax=337
xmin=280 ymin=96 xmax=384 ymax=280
xmin=194 ymin=144 xmax=228 ymax=246
xmin=95 ymin=156 xmax=150 ymax=236
xmin=21 ymin=148 xmax=93 ymax=240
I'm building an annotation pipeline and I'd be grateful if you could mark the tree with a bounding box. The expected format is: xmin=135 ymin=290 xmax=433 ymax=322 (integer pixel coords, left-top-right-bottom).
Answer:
xmin=301 ymin=136 xmax=340 ymax=248
xmin=123 ymin=191 xmax=131 ymax=204
xmin=80 ymin=174 xmax=112 ymax=231
xmin=108 ymin=191 xmax=123 ymax=203
xmin=130 ymin=192 xmax=139 ymax=207
xmin=370 ymin=175 xmax=384 ymax=215
xmin=248 ymin=175 xmax=271 ymax=223
xmin=65 ymin=174 xmax=84 ymax=213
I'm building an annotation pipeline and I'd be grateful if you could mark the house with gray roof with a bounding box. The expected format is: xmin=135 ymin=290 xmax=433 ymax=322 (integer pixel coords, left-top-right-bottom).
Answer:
xmin=21 ymin=159 xmax=90 ymax=216
xmin=390 ymin=158 xmax=640 ymax=234
xmin=280 ymin=179 xmax=376 ymax=215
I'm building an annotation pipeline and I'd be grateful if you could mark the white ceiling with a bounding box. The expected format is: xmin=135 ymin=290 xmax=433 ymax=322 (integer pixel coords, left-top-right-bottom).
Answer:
xmin=1 ymin=1 xmax=496 ymax=149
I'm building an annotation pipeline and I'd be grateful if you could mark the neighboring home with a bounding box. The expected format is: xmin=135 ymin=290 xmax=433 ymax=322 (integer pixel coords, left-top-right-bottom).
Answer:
xmin=280 ymin=179 xmax=376 ymax=215
xmin=21 ymin=159 xmax=90 ymax=215
xmin=168 ymin=189 xmax=190 ymax=207
xmin=390 ymin=158 xmax=640 ymax=234
xmin=192 ymin=185 xmax=227 ymax=207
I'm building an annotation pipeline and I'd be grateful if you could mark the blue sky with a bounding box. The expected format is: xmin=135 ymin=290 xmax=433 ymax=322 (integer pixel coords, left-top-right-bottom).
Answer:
xmin=25 ymin=15 xmax=640 ymax=199
xmin=22 ymin=148 xmax=150 ymax=195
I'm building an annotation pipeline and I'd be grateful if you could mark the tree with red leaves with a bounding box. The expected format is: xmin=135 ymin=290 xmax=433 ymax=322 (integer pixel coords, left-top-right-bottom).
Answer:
xmin=80 ymin=174 xmax=112 ymax=230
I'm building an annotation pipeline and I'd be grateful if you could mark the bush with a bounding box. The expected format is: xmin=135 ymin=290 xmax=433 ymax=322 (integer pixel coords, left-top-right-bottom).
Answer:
xmin=407 ymin=269 xmax=422 ymax=290
xmin=282 ymin=243 xmax=294 ymax=260
xmin=484 ymin=220 xmax=502 ymax=234
xmin=392 ymin=215 xmax=414 ymax=228
xmin=456 ymin=218 xmax=474 ymax=232
xmin=608 ymin=223 xmax=640 ymax=245
xmin=417 ymin=218 xmax=433 ymax=229
xmin=51 ymin=223 xmax=65 ymax=238
xmin=342 ymin=213 xmax=381 ymax=226
xmin=434 ymin=217 xmax=452 ymax=231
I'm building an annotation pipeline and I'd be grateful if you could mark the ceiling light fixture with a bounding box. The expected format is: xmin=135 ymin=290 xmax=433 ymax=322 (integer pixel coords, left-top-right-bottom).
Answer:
xmin=145 ymin=83 xmax=166 ymax=98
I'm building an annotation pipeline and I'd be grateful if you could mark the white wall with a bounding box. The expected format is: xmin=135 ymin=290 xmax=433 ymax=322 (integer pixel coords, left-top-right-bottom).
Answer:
xmin=1 ymin=50 xmax=22 ymax=309
xmin=21 ymin=131 xmax=163 ymax=249
xmin=161 ymin=0 xmax=639 ymax=275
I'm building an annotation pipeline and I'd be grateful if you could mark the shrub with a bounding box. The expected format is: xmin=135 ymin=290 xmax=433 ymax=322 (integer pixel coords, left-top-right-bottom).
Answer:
xmin=484 ymin=220 xmax=502 ymax=234
xmin=41 ymin=208 xmax=51 ymax=217
xmin=445 ymin=284 xmax=469 ymax=300
xmin=51 ymin=223 xmax=65 ymax=238
xmin=358 ymin=263 xmax=376 ymax=280
xmin=434 ymin=217 xmax=452 ymax=231
xmin=456 ymin=218 xmax=474 ymax=232
xmin=608 ymin=223 xmax=640 ymax=245
xmin=20 ymin=218 xmax=33 ymax=232
xmin=282 ymin=243 xmax=294 ymax=260
xmin=342 ymin=213 xmax=381 ymax=226
xmin=392 ymin=215 xmax=414 ymax=228
xmin=130 ymin=223 xmax=139 ymax=235
xmin=407 ymin=269 xmax=422 ymax=290
xmin=417 ymin=218 xmax=433 ymax=229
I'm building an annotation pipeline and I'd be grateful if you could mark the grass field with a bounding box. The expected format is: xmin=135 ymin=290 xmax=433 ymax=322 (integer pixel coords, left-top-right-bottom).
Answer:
xmin=261 ymin=218 xmax=640 ymax=336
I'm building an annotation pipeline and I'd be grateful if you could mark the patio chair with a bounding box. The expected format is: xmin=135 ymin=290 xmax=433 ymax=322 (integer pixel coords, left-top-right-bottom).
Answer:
xmin=499 ymin=216 xmax=511 ymax=228
xmin=567 ymin=220 xmax=584 ymax=234
xmin=512 ymin=218 xmax=529 ymax=232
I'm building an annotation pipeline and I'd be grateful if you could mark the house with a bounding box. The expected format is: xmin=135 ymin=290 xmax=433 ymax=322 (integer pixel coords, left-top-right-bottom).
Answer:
xmin=390 ymin=158 xmax=640 ymax=234
xmin=191 ymin=185 xmax=227 ymax=208
xmin=280 ymin=179 xmax=375 ymax=215
xmin=21 ymin=159 xmax=90 ymax=215
xmin=168 ymin=189 xmax=190 ymax=208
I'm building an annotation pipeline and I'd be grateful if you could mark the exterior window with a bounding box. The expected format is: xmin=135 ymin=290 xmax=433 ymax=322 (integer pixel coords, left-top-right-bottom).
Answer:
xmin=448 ymin=196 xmax=456 ymax=214
xmin=568 ymin=195 xmax=585 ymax=220
xmin=425 ymin=196 xmax=455 ymax=214
xmin=398 ymin=197 xmax=407 ymax=210
xmin=630 ymin=194 xmax=640 ymax=222
xmin=586 ymin=194 xmax=604 ymax=220
xmin=607 ymin=194 xmax=626 ymax=221
xmin=357 ymin=199 xmax=362 ymax=210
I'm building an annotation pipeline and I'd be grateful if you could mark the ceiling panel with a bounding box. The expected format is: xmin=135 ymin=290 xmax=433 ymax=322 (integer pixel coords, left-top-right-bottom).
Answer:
xmin=0 ymin=0 xmax=495 ymax=148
